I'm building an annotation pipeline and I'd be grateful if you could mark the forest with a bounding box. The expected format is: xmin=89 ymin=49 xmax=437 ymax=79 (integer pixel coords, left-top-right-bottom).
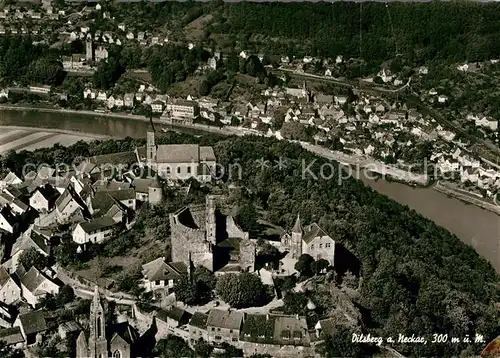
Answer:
xmin=1 ymin=132 xmax=499 ymax=357
xmin=206 ymin=1 xmax=500 ymax=65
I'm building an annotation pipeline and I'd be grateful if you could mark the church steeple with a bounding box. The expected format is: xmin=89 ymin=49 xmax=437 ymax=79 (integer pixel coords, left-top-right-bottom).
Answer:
xmin=89 ymin=285 xmax=107 ymax=358
xmin=292 ymin=214 xmax=302 ymax=234
xmin=291 ymin=214 xmax=303 ymax=259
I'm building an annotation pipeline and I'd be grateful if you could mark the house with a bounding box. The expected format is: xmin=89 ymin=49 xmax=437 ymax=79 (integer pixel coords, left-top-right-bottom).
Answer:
xmin=0 ymin=327 xmax=25 ymax=349
xmin=0 ymin=206 xmax=17 ymax=234
xmin=419 ymin=66 xmax=429 ymax=75
xmin=334 ymin=96 xmax=347 ymax=106
xmin=94 ymin=46 xmax=108 ymax=62
xmin=324 ymin=68 xmax=332 ymax=77
xmin=89 ymin=188 xmax=136 ymax=216
xmin=97 ymin=91 xmax=107 ymax=102
xmin=188 ymin=312 xmax=209 ymax=344
xmin=20 ymin=266 xmax=60 ymax=307
xmin=156 ymin=307 xmax=191 ymax=333
xmin=0 ymin=172 xmax=22 ymax=189
xmin=283 ymin=216 xmax=335 ymax=266
xmin=126 ymin=31 xmax=134 ymax=40
xmin=239 ymin=51 xmax=248 ymax=59
xmin=165 ymin=99 xmax=199 ymax=119
xmin=206 ymin=309 xmax=244 ymax=344
xmin=14 ymin=310 xmax=47 ymax=345
xmin=72 ymin=217 xmax=117 ymax=247
xmin=141 ymin=258 xmax=186 ymax=292
xmin=107 ymin=95 xmax=116 ymax=109
xmin=124 ymin=93 xmax=134 ymax=108
xmin=29 ymin=184 xmax=59 ymax=213
xmin=0 ymin=267 xmax=21 ymax=305
xmin=29 ymin=85 xmax=51 ymax=95
xmin=114 ymin=96 xmax=124 ymax=108
xmin=207 ymin=57 xmax=217 ymax=70
xmin=438 ymin=95 xmax=448 ymax=104
xmin=55 ymin=187 xmax=84 ymax=222
xmin=3 ymin=230 xmax=50 ymax=273
xmin=58 ymin=321 xmax=81 ymax=340
xmin=83 ymin=88 xmax=97 ymax=100
xmin=0 ymin=89 xmax=9 ymax=99
xmin=151 ymin=100 xmax=164 ymax=113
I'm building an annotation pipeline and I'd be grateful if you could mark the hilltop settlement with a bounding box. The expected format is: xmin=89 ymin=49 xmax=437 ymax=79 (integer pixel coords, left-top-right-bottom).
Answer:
xmin=0 ymin=0 xmax=500 ymax=357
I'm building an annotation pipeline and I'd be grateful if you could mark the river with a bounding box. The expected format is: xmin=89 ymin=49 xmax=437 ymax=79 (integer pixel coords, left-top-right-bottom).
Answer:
xmin=0 ymin=109 xmax=498 ymax=272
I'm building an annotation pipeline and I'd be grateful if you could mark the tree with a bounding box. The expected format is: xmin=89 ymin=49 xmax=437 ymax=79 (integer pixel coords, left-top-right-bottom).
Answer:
xmin=19 ymin=248 xmax=48 ymax=271
xmin=193 ymin=338 xmax=212 ymax=358
xmin=154 ymin=336 xmax=194 ymax=358
xmin=216 ymin=273 xmax=269 ymax=308
xmin=174 ymin=274 xmax=199 ymax=305
xmin=235 ymin=201 xmax=259 ymax=235
xmin=317 ymin=328 xmax=380 ymax=357
xmin=27 ymin=58 xmax=64 ymax=86
xmin=294 ymin=254 xmax=314 ymax=277
xmin=311 ymin=259 xmax=330 ymax=275
xmin=245 ymin=55 xmax=266 ymax=77
xmin=93 ymin=57 xmax=124 ymax=89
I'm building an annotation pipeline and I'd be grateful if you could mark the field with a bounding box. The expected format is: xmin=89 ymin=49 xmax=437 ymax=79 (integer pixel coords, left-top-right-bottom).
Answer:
xmin=0 ymin=127 xmax=103 ymax=154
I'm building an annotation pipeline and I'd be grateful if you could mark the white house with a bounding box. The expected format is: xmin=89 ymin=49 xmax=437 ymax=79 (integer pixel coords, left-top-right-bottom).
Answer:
xmin=72 ymin=217 xmax=117 ymax=247
xmin=141 ymin=258 xmax=186 ymax=292
xmin=438 ymin=95 xmax=448 ymax=104
xmin=20 ymin=267 xmax=60 ymax=307
xmin=0 ymin=267 xmax=21 ymax=305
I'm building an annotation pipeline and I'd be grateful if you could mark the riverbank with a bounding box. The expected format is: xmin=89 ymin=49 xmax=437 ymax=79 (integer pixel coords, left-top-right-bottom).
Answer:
xmin=1 ymin=104 xmax=497 ymax=215
xmin=0 ymin=104 xmax=241 ymax=136
xmin=434 ymin=181 xmax=500 ymax=215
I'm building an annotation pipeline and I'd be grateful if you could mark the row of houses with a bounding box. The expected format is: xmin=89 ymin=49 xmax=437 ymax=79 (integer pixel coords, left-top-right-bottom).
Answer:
xmin=153 ymin=306 xmax=336 ymax=352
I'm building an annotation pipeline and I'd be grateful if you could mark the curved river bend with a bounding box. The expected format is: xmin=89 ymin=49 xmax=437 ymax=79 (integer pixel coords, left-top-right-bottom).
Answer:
xmin=1 ymin=109 xmax=499 ymax=272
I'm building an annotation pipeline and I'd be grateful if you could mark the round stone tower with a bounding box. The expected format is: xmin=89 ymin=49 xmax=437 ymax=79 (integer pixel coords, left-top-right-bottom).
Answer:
xmin=148 ymin=177 xmax=163 ymax=206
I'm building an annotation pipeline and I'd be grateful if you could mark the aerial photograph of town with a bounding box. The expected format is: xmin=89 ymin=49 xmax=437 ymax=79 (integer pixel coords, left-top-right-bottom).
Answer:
xmin=0 ymin=0 xmax=499 ymax=357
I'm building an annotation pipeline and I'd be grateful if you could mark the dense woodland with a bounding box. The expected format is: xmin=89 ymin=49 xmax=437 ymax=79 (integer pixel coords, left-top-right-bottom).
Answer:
xmin=1 ymin=132 xmax=499 ymax=357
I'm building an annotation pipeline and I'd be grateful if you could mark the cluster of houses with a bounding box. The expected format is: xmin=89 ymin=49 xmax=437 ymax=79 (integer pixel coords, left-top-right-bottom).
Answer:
xmin=82 ymin=85 xmax=203 ymax=119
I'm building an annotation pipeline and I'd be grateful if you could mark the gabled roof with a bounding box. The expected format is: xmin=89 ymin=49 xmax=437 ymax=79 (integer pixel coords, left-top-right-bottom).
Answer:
xmin=207 ymin=309 xmax=244 ymax=330
xmin=142 ymin=258 xmax=186 ymax=282
xmin=0 ymin=206 xmax=16 ymax=227
xmin=189 ymin=312 xmax=208 ymax=329
xmin=108 ymin=322 xmax=138 ymax=345
xmin=302 ymin=223 xmax=330 ymax=244
xmin=11 ymin=231 xmax=50 ymax=257
xmin=20 ymin=266 xmax=50 ymax=292
xmin=0 ymin=327 xmax=24 ymax=345
xmin=17 ymin=310 xmax=47 ymax=335
xmin=0 ymin=266 xmax=11 ymax=288
xmin=33 ymin=184 xmax=59 ymax=205
xmin=78 ymin=217 xmax=116 ymax=234
xmin=157 ymin=307 xmax=189 ymax=323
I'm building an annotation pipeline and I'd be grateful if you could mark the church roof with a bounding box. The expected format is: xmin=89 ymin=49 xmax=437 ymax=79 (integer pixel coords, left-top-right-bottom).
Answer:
xmin=108 ymin=322 xmax=138 ymax=345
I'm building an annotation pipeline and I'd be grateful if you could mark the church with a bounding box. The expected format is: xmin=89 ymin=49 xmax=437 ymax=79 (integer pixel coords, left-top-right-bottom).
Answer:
xmin=76 ymin=286 xmax=139 ymax=358
xmin=282 ymin=215 xmax=336 ymax=266
xmin=135 ymin=131 xmax=216 ymax=182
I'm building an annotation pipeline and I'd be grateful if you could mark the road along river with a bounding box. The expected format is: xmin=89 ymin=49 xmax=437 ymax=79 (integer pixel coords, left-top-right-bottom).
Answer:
xmin=0 ymin=108 xmax=498 ymax=272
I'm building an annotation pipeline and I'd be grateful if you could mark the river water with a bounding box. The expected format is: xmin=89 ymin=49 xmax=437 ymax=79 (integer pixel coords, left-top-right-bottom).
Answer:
xmin=0 ymin=109 xmax=499 ymax=272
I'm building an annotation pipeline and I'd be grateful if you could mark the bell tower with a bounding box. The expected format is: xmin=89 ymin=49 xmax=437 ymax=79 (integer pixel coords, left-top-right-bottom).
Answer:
xmin=146 ymin=131 xmax=157 ymax=167
xmin=89 ymin=286 xmax=107 ymax=358
xmin=291 ymin=214 xmax=303 ymax=258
